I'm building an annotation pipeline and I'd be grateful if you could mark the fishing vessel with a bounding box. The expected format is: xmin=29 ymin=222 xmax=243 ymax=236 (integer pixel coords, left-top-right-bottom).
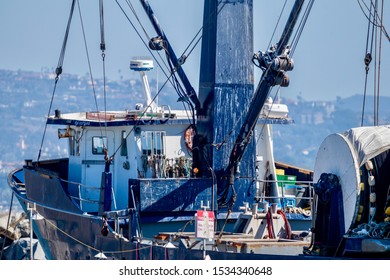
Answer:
xmin=7 ymin=0 xmax=390 ymax=259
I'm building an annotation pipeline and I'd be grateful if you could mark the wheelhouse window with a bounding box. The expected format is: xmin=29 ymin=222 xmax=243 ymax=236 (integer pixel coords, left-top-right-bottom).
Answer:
xmin=141 ymin=131 xmax=165 ymax=156
xmin=120 ymin=130 xmax=128 ymax=157
xmin=92 ymin=136 xmax=107 ymax=155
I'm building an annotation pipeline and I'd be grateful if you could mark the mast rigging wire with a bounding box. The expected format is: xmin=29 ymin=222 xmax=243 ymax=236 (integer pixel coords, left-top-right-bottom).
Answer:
xmin=290 ymin=0 xmax=315 ymax=56
xmin=267 ymin=0 xmax=288 ymax=51
xmin=359 ymin=0 xmax=386 ymax=126
xmin=224 ymin=0 xmax=313 ymax=150
xmin=76 ymin=0 xmax=105 ymax=140
xmin=99 ymin=0 xmax=109 ymax=145
xmin=109 ymin=71 xmax=176 ymax=160
xmin=361 ymin=0 xmax=376 ymax=126
xmin=110 ymin=0 xmax=230 ymax=177
xmin=37 ymin=0 xmax=76 ymax=162
xmin=220 ymin=0 xmax=315 ymax=209
xmin=123 ymin=0 xmax=172 ymax=78
xmin=376 ymin=0 xmax=384 ymax=126
xmin=357 ymin=0 xmax=389 ymax=42
xmin=115 ymin=0 xmax=195 ymax=126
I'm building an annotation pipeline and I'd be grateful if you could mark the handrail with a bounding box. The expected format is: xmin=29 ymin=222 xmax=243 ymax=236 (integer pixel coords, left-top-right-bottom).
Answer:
xmin=254 ymin=178 xmax=314 ymax=212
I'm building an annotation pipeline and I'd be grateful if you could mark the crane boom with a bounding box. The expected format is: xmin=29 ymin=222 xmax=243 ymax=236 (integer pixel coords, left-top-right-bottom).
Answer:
xmin=225 ymin=0 xmax=306 ymax=186
xmin=139 ymin=0 xmax=201 ymax=110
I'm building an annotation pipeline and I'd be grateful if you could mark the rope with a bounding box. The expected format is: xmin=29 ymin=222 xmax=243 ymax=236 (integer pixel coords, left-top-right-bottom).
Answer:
xmin=351 ymin=221 xmax=390 ymax=238
xmin=56 ymin=0 xmax=76 ymax=76
xmin=125 ymin=0 xmax=152 ymax=43
xmin=37 ymin=77 xmax=59 ymax=162
xmin=217 ymin=209 xmax=231 ymax=242
xmin=42 ymin=214 xmax=153 ymax=256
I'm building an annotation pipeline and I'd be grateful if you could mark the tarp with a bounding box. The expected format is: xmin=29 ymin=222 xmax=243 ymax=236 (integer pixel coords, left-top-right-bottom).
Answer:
xmin=343 ymin=125 xmax=390 ymax=167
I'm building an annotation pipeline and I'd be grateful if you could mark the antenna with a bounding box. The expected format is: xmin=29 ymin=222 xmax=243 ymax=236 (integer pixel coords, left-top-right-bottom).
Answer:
xmin=130 ymin=59 xmax=156 ymax=112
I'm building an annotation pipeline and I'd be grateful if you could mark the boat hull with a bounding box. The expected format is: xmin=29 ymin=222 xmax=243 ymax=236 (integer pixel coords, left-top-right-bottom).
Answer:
xmin=9 ymin=166 xmax=312 ymax=260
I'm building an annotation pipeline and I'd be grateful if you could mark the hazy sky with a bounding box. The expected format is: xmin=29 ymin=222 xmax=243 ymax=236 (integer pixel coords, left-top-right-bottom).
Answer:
xmin=0 ymin=0 xmax=389 ymax=101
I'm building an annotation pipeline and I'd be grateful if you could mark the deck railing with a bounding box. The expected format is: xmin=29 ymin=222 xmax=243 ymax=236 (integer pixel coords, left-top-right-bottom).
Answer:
xmin=254 ymin=178 xmax=314 ymax=214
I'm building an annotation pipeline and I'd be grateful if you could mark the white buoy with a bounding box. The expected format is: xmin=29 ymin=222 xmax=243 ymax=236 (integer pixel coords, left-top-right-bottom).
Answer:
xmin=94 ymin=251 xmax=107 ymax=259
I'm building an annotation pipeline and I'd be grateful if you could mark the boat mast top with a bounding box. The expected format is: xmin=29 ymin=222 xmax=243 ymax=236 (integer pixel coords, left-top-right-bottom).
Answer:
xmin=130 ymin=59 xmax=157 ymax=112
xmin=139 ymin=0 xmax=201 ymax=111
xmin=225 ymin=0 xmax=307 ymax=187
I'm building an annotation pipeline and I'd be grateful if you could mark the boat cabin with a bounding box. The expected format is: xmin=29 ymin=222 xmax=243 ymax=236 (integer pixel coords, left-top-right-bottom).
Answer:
xmin=50 ymin=108 xmax=194 ymax=213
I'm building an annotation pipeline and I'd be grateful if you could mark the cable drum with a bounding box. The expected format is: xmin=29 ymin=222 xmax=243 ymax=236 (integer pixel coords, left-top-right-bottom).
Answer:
xmin=314 ymin=133 xmax=361 ymax=233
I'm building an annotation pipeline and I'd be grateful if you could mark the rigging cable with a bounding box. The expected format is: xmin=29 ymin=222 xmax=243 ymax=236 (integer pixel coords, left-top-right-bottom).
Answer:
xmin=267 ymin=0 xmax=288 ymax=51
xmin=115 ymin=0 xmax=195 ymax=126
xmin=173 ymin=1 xmax=229 ymax=131
xmin=357 ymin=0 xmax=389 ymax=42
xmin=99 ymin=0 xmax=109 ymax=147
xmin=358 ymin=0 xmax=386 ymax=126
xmin=360 ymin=0 xmax=375 ymax=126
xmin=290 ymin=0 xmax=315 ymax=56
xmin=219 ymin=0 xmax=314 ymax=209
xmin=109 ymin=71 xmax=176 ymax=160
xmin=376 ymin=0 xmax=384 ymax=126
xmin=116 ymin=0 xmax=180 ymax=93
xmin=220 ymin=0 xmax=313 ymax=152
xmin=180 ymin=0 xmax=228 ymax=61
xmin=37 ymin=0 xmax=76 ymax=162
xmin=124 ymin=0 xmax=172 ymax=79
xmin=76 ymin=0 xmax=105 ymax=140
xmin=252 ymin=0 xmax=314 ymax=143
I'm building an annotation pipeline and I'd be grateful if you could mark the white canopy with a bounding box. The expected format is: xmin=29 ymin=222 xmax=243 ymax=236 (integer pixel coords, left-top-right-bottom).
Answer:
xmin=343 ymin=125 xmax=390 ymax=167
xmin=314 ymin=124 xmax=390 ymax=232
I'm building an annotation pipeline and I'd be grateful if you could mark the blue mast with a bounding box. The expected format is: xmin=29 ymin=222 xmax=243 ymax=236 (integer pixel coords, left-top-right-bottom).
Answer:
xmin=226 ymin=0 xmax=305 ymax=183
xmin=195 ymin=0 xmax=255 ymax=209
